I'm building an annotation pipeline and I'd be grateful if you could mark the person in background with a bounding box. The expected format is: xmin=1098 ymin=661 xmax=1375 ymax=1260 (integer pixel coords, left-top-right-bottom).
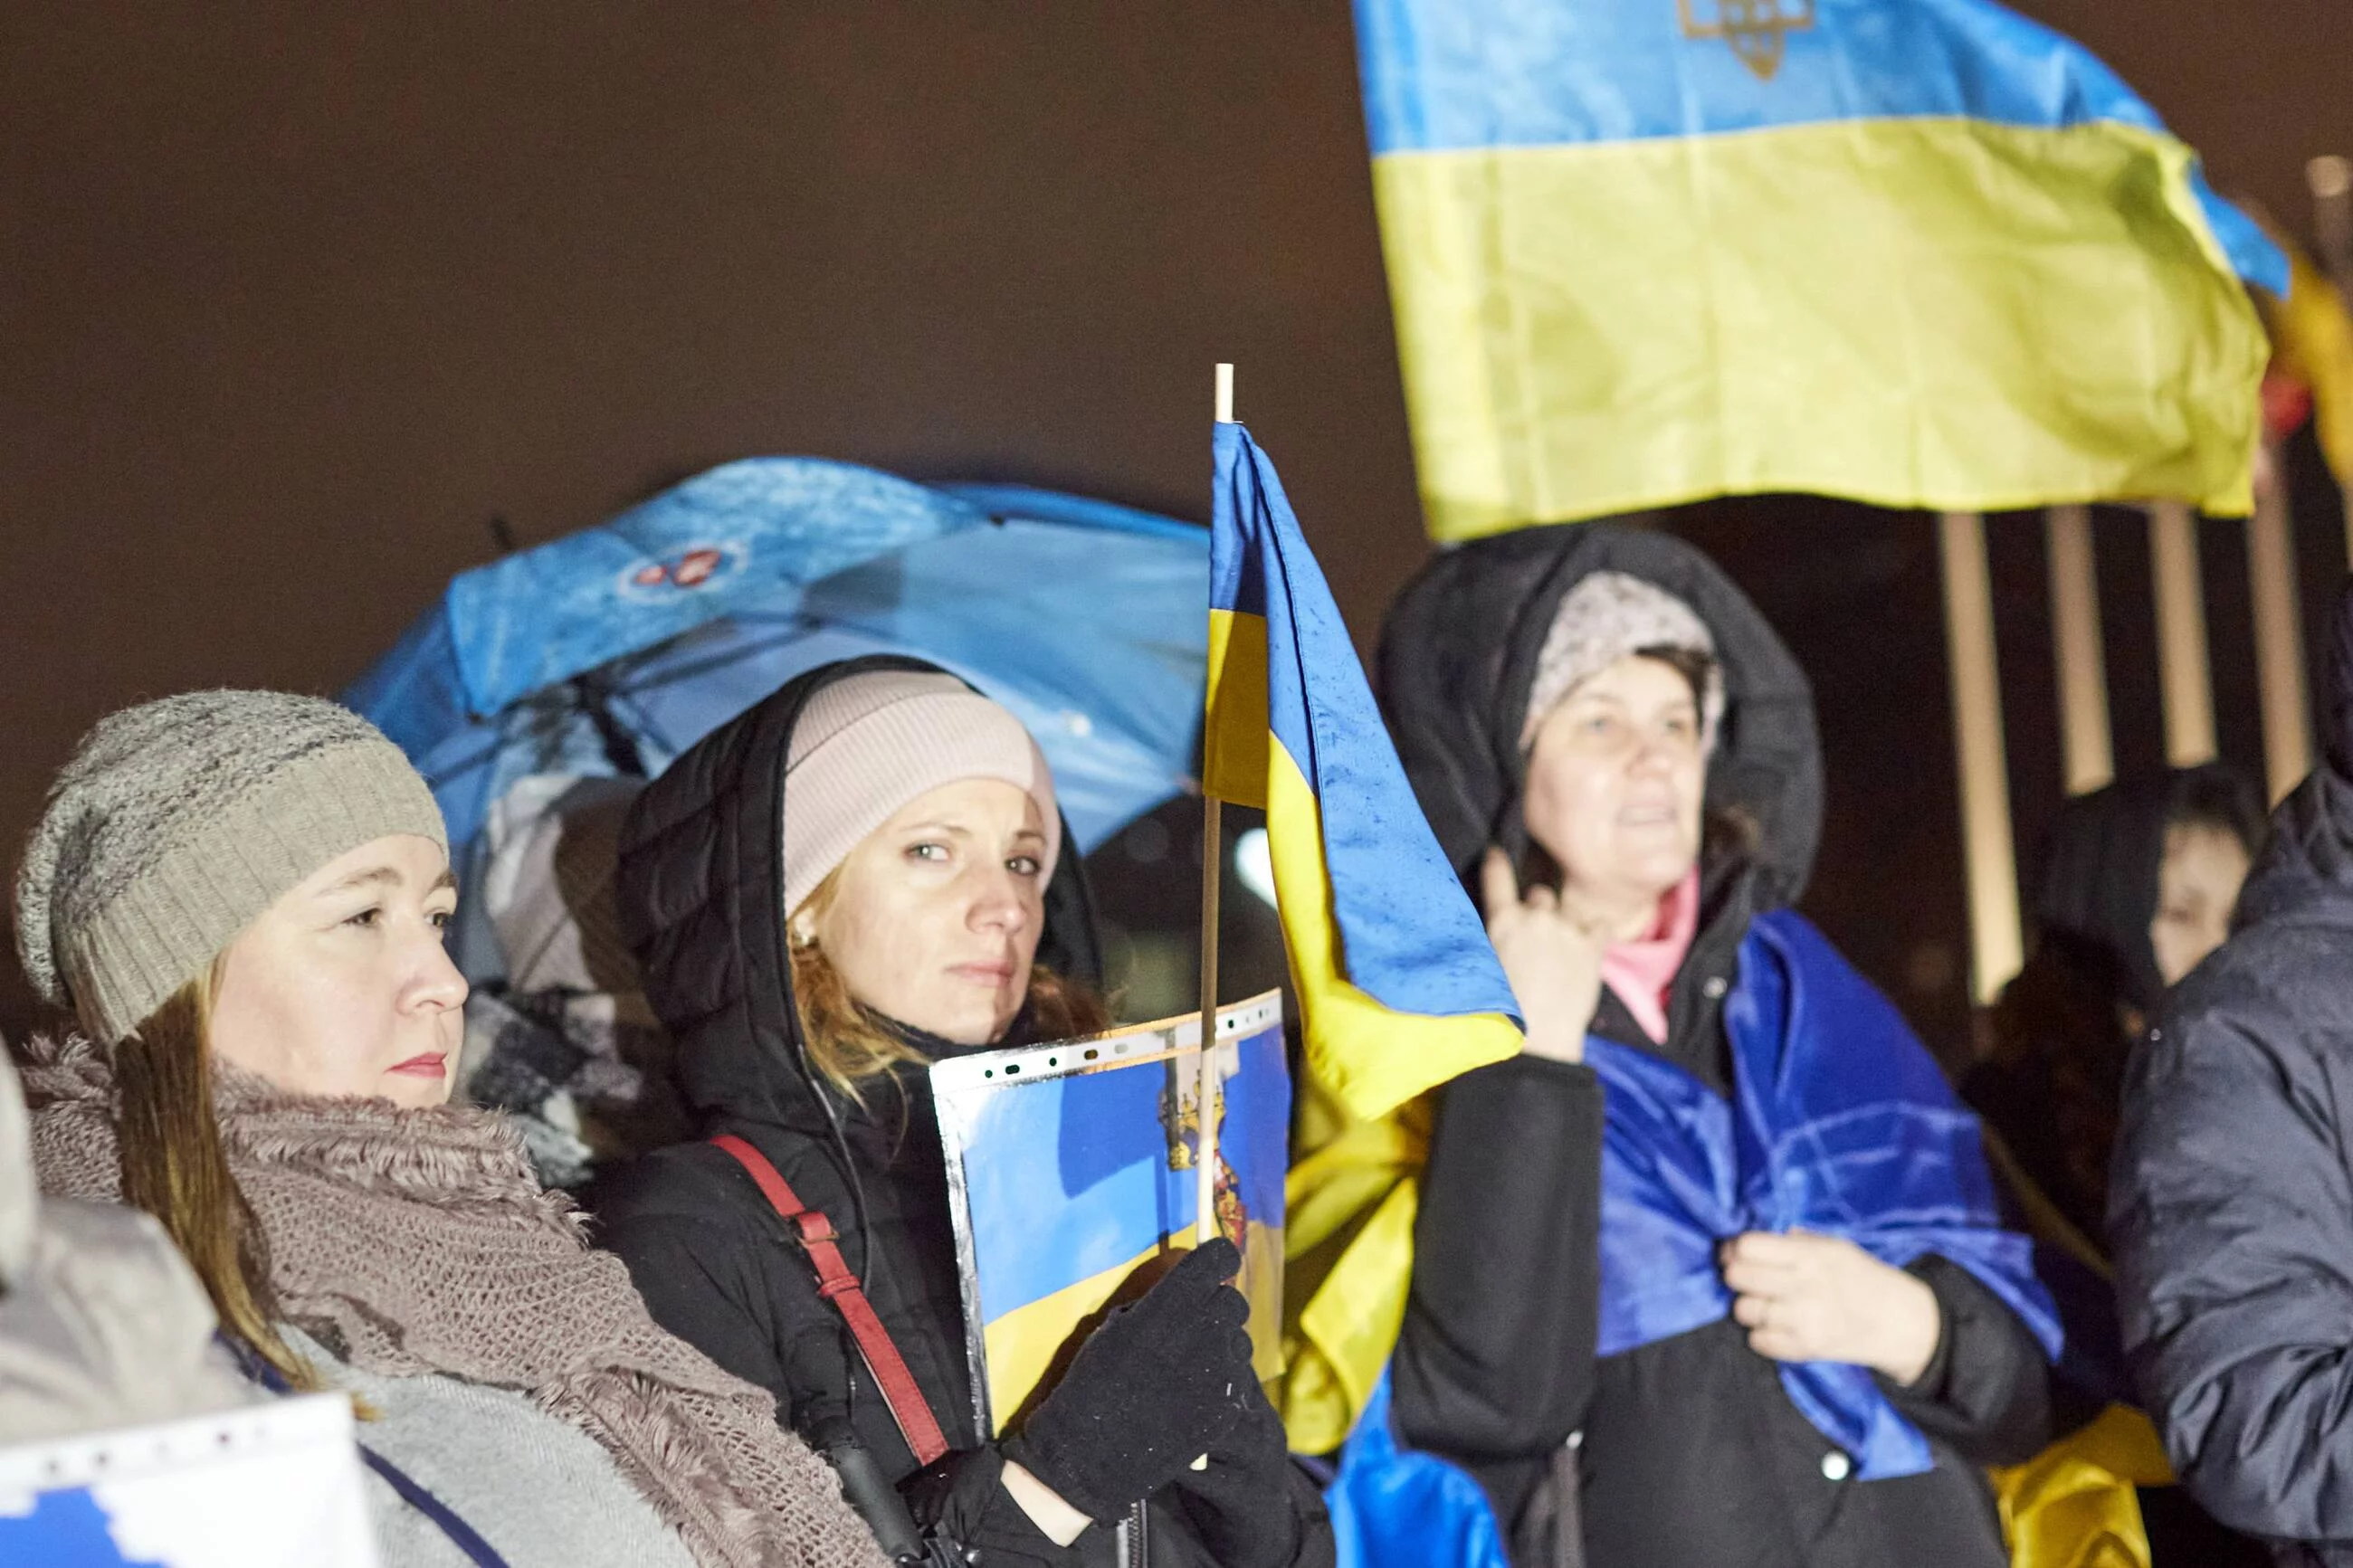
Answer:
xmin=1966 ymin=766 xmax=2269 ymax=1568
xmin=2113 ymin=587 xmax=2353 ymax=1567
xmin=1365 ymin=525 xmax=2063 ymax=1568
xmin=1968 ymin=765 xmax=2265 ymax=1257
xmin=11 ymin=690 xmax=882 ymax=1568
xmin=595 ymin=659 xmax=1331 ymax=1568
xmin=0 ymin=1049 xmax=251 ymax=1445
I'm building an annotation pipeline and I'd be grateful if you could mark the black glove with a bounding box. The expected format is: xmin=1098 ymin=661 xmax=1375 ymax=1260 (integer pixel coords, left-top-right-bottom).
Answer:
xmin=1165 ymin=1376 xmax=1331 ymax=1568
xmin=904 ymin=1446 xmax=1081 ymax=1568
xmin=1003 ymin=1238 xmax=1256 ymax=1522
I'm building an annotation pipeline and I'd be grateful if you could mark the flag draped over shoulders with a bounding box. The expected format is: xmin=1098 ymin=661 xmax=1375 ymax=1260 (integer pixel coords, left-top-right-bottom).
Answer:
xmin=1355 ymin=0 xmax=2285 ymax=539
xmin=1202 ymin=421 xmax=1522 ymax=1449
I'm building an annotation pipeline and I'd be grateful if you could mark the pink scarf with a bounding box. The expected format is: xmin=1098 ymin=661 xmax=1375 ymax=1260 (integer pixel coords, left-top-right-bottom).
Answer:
xmin=1600 ymin=871 xmax=1700 ymax=1045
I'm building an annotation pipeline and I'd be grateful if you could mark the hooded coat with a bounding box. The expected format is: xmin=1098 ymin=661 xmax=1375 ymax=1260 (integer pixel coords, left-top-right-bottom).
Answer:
xmin=2111 ymin=585 xmax=2353 ymax=1567
xmin=1969 ymin=766 xmax=2264 ymax=1254
xmin=1969 ymin=771 xmax=2272 ymax=1568
xmin=1377 ymin=524 xmax=2062 ymax=1568
xmin=591 ymin=656 xmax=1329 ymax=1567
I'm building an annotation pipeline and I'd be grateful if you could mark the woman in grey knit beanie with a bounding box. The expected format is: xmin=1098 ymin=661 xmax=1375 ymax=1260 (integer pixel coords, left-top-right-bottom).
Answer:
xmin=12 ymin=690 xmax=882 ymax=1568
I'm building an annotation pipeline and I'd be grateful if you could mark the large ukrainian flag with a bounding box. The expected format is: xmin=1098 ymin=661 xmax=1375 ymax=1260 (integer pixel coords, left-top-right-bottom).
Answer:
xmin=1204 ymin=423 xmax=1523 ymax=1449
xmin=1359 ymin=0 xmax=2289 ymax=541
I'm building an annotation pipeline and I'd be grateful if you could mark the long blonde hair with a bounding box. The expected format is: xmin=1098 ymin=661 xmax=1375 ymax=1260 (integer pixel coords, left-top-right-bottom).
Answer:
xmin=788 ymin=868 xmax=1110 ymax=1103
xmin=100 ymin=968 xmax=315 ymax=1390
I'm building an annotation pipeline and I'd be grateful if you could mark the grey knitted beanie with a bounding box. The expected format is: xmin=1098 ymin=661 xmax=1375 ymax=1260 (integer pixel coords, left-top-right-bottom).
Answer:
xmin=1521 ymin=571 xmax=1725 ymax=751
xmin=16 ymin=691 xmax=447 ymax=1044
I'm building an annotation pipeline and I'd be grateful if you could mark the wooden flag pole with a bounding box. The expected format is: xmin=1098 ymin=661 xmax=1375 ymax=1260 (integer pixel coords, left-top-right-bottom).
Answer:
xmin=1939 ymin=511 xmax=2024 ymax=1003
xmin=2309 ymin=156 xmax=2353 ymax=565
xmin=2043 ymin=505 xmax=2115 ymax=795
xmin=1196 ymin=363 xmax=1234 ymax=1248
xmin=2312 ymin=156 xmax=2353 ymax=299
xmin=2148 ymin=500 xmax=2219 ymax=766
xmin=2249 ymin=444 xmax=2314 ymax=802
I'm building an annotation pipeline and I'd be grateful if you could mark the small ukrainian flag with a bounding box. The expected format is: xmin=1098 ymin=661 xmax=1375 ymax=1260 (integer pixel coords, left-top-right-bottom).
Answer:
xmin=1205 ymin=422 xmax=1524 ymax=1451
xmin=1357 ymin=0 xmax=2288 ymax=539
xmin=1204 ymin=421 xmax=1523 ymax=1122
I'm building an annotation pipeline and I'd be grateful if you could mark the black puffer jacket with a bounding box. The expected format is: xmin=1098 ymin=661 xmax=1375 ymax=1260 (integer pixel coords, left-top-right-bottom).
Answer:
xmin=591 ymin=657 xmax=1329 ymax=1568
xmin=2112 ymin=586 xmax=2353 ymax=1568
xmin=1377 ymin=524 xmax=2063 ymax=1568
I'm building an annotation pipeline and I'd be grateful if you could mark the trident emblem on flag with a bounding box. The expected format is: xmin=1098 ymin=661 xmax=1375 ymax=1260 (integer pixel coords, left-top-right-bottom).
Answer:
xmin=1677 ymin=0 xmax=1816 ymax=81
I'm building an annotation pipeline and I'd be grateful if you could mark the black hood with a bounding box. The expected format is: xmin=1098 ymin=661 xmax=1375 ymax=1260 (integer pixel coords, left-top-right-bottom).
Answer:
xmin=2235 ymin=580 xmax=2353 ymax=937
xmin=2031 ymin=765 xmax=2264 ymax=1014
xmin=614 ymin=654 xmax=1103 ymax=1136
xmin=1377 ymin=522 xmax=1823 ymax=912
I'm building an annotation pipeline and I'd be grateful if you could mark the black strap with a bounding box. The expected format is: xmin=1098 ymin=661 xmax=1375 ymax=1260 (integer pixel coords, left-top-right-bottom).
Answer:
xmin=226 ymin=1336 xmax=513 ymax=1568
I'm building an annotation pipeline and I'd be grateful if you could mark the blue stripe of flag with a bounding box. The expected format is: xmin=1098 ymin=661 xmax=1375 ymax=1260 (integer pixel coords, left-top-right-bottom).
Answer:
xmin=1210 ymin=423 xmax=1520 ymax=1026
xmin=1353 ymin=0 xmax=2285 ymax=294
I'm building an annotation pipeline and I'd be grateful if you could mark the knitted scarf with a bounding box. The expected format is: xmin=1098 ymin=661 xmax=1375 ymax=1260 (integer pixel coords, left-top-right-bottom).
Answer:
xmin=14 ymin=1033 xmax=883 ymax=1568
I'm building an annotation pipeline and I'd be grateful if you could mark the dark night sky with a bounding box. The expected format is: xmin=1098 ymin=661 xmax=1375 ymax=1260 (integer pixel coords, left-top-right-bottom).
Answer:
xmin=5 ymin=2 xmax=2350 ymax=1049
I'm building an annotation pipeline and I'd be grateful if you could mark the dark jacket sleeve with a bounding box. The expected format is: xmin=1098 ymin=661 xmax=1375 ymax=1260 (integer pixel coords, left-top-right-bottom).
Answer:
xmin=1878 ymin=1253 xmax=2064 ymax=1468
xmin=605 ymin=1188 xmax=1100 ymax=1564
xmin=2111 ymin=948 xmax=2353 ymax=1543
xmin=903 ymin=1447 xmax=1091 ymax=1567
xmin=1391 ymin=1055 xmax=1605 ymax=1459
xmin=599 ymin=1193 xmax=854 ymax=1439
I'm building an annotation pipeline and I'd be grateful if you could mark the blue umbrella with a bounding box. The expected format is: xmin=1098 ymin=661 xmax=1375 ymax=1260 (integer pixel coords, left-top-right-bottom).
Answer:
xmin=346 ymin=458 xmax=1210 ymax=869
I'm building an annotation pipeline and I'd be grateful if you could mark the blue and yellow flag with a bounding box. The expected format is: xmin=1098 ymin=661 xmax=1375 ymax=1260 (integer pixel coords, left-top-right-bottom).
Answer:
xmin=1204 ymin=422 xmax=1522 ymax=1121
xmin=1357 ymin=0 xmax=2288 ymax=540
xmin=2266 ymin=238 xmax=2353 ymax=490
xmin=1205 ymin=423 xmax=1523 ymax=1452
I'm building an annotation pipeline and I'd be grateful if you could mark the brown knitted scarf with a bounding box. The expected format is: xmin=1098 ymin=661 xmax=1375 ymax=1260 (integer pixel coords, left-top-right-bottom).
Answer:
xmin=15 ymin=1033 xmax=883 ymax=1568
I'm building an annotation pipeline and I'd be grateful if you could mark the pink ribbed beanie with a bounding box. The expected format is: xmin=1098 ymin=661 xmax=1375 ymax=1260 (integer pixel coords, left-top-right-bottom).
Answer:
xmin=782 ymin=671 xmax=1060 ymax=917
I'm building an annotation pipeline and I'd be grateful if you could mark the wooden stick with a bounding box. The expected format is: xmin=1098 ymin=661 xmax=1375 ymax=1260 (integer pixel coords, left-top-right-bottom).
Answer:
xmin=1196 ymin=363 xmax=1234 ymax=1247
xmin=2148 ymin=500 xmax=2218 ymax=766
xmin=2310 ymin=156 xmax=2353 ymax=296
xmin=2308 ymin=157 xmax=2353 ymax=566
xmin=2248 ymin=449 xmax=2313 ymax=803
xmin=1196 ymin=800 xmax=1223 ymax=1247
xmin=1938 ymin=511 xmax=2024 ymax=1003
xmin=2043 ymin=505 xmax=2114 ymax=795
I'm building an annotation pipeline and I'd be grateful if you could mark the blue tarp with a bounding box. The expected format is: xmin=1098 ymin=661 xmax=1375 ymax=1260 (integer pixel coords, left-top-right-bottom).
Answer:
xmin=346 ymin=458 xmax=1210 ymax=860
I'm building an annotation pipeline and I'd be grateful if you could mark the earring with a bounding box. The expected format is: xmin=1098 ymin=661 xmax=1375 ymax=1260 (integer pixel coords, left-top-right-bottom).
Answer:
xmin=790 ymin=919 xmax=817 ymax=950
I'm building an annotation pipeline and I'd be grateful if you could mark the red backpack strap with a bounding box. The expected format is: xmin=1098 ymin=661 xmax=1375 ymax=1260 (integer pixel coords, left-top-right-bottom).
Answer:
xmin=708 ymin=1134 xmax=951 ymax=1467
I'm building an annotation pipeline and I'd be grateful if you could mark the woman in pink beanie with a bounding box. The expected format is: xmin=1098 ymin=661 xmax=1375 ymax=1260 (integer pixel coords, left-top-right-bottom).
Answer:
xmin=596 ymin=657 xmax=1332 ymax=1568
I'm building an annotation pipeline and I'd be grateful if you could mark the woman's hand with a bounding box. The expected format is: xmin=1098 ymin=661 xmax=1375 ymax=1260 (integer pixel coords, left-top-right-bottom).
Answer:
xmin=1001 ymin=1239 xmax=1253 ymax=1523
xmin=1720 ymin=1231 xmax=1942 ymax=1385
xmin=999 ymin=1459 xmax=1092 ymax=1546
xmin=1481 ymin=848 xmax=1607 ymax=1063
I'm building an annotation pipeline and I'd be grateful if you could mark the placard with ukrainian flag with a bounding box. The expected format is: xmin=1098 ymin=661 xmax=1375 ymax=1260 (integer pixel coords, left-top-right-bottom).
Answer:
xmin=930 ymin=992 xmax=1291 ymax=1437
xmin=0 ymin=1395 xmax=378 ymax=1567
